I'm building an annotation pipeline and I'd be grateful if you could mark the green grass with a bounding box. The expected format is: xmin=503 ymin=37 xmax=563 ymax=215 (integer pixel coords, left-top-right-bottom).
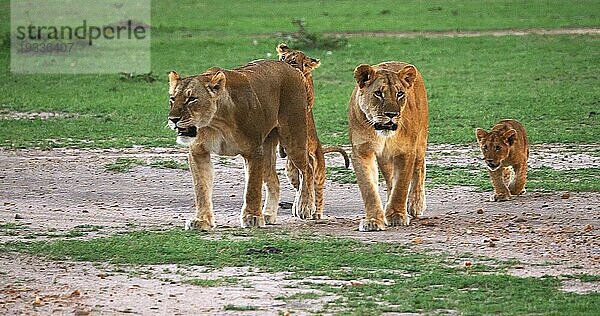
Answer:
xmin=105 ymin=158 xmax=188 ymax=172
xmin=0 ymin=1 xmax=598 ymax=148
xmin=186 ymin=277 xmax=241 ymax=288
xmin=1 ymin=229 xmax=597 ymax=315
xmin=327 ymin=165 xmax=600 ymax=192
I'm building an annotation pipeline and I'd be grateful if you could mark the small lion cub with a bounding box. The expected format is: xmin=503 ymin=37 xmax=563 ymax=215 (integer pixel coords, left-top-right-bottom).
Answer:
xmin=475 ymin=119 xmax=529 ymax=201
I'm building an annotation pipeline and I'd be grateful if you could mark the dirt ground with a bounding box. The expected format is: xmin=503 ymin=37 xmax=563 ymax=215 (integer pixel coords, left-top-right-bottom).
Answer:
xmin=0 ymin=144 xmax=598 ymax=315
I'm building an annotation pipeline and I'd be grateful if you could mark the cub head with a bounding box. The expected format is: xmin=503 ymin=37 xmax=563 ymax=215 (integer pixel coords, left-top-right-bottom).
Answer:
xmin=167 ymin=70 xmax=226 ymax=146
xmin=475 ymin=127 xmax=517 ymax=171
xmin=276 ymin=43 xmax=320 ymax=75
xmin=353 ymin=63 xmax=417 ymax=137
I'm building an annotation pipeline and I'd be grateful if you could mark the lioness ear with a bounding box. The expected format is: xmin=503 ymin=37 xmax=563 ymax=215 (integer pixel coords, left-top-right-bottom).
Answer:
xmin=276 ymin=43 xmax=291 ymax=58
xmin=168 ymin=71 xmax=180 ymax=95
xmin=206 ymin=71 xmax=226 ymax=97
xmin=354 ymin=64 xmax=375 ymax=89
xmin=475 ymin=128 xmax=487 ymax=143
xmin=398 ymin=65 xmax=417 ymax=88
xmin=503 ymin=129 xmax=517 ymax=146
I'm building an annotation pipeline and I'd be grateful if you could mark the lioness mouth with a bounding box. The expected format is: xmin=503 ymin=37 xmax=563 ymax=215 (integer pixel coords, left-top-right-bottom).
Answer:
xmin=373 ymin=122 xmax=398 ymax=131
xmin=177 ymin=126 xmax=197 ymax=138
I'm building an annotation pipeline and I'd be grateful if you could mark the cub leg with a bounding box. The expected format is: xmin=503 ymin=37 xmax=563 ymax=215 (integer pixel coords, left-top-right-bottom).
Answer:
xmin=509 ymin=163 xmax=527 ymax=196
xmin=313 ymin=145 xmax=326 ymax=220
xmin=262 ymin=133 xmax=280 ymax=225
xmin=353 ymin=149 xmax=385 ymax=231
xmin=185 ymin=147 xmax=216 ymax=231
xmin=384 ymin=154 xmax=415 ymax=226
xmin=408 ymin=155 xmax=426 ymax=218
xmin=285 ymin=159 xmax=300 ymax=191
xmin=240 ymin=154 xmax=266 ymax=228
xmin=489 ymin=167 xmax=511 ymax=201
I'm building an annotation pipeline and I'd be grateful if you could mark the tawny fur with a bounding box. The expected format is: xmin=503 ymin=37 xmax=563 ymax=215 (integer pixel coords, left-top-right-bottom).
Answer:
xmin=167 ymin=60 xmax=315 ymax=230
xmin=276 ymin=44 xmax=350 ymax=219
xmin=348 ymin=62 xmax=429 ymax=231
xmin=475 ymin=119 xmax=529 ymax=202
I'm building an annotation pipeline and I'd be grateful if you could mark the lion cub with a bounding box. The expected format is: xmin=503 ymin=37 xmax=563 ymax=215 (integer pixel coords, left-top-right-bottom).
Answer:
xmin=276 ymin=43 xmax=350 ymax=220
xmin=475 ymin=119 xmax=529 ymax=202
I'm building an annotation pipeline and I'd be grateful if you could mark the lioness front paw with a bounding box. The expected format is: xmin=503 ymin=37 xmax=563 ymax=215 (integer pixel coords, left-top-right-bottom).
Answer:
xmin=312 ymin=212 xmax=323 ymax=220
xmin=385 ymin=213 xmax=410 ymax=226
xmin=240 ymin=214 xmax=266 ymax=228
xmin=185 ymin=218 xmax=215 ymax=231
xmin=490 ymin=193 xmax=511 ymax=202
xmin=358 ymin=218 xmax=386 ymax=232
xmin=292 ymin=202 xmax=315 ymax=220
xmin=264 ymin=213 xmax=277 ymax=225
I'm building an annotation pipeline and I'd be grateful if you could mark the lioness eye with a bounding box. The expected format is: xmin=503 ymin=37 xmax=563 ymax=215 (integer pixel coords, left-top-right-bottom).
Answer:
xmin=483 ymin=145 xmax=488 ymax=151
xmin=495 ymin=146 xmax=502 ymax=151
xmin=169 ymin=96 xmax=175 ymax=104
xmin=396 ymin=91 xmax=405 ymax=100
xmin=373 ymin=90 xmax=383 ymax=98
xmin=185 ymin=96 xmax=198 ymax=104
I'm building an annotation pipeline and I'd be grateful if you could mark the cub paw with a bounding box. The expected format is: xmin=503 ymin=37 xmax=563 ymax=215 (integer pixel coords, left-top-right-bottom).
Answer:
xmin=312 ymin=212 xmax=323 ymax=220
xmin=185 ymin=218 xmax=215 ymax=231
xmin=490 ymin=193 xmax=511 ymax=202
xmin=292 ymin=202 xmax=315 ymax=220
xmin=385 ymin=213 xmax=410 ymax=226
xmin=240 ymin=214 xmax=266 ymax=228
xmin=358 ymin=218 xmax=386 ymax=232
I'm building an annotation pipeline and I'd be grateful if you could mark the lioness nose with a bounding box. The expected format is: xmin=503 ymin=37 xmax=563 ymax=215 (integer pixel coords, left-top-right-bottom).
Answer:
xmin=384 ymin=112 xmax=398 ymax=119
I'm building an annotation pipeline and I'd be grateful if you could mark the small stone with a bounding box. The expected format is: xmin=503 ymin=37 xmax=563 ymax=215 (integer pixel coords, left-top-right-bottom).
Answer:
xmin=15 ymin=214 xmax=24 ymax=219
xmin=561 ymin=192 xmax=570 ymax=199
xmin=476 ymin=208 xmax=484 ymax=214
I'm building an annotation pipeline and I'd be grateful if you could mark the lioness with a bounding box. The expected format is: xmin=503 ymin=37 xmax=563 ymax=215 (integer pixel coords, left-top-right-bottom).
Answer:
xmin=276 ymin=43 xmax=350 ymax=219
xmin=475 ymin=119 xmax=529 ymax=202
xmin=167 ymin=60 xmax=315 ymax=230
xmin=348 ymin=62 xmax=429 ymax=231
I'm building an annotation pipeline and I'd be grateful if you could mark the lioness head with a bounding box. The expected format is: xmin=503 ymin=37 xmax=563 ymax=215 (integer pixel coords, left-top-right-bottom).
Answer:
xmin=353 ymin=64 xmax=417 ymax=137
xmin=276 ymin=43 xmax=320 ymax=75
xmin=167 ymin=70 xmax=226 ymax=146
xmin=475 ymin=127 xmax=517 ymax=171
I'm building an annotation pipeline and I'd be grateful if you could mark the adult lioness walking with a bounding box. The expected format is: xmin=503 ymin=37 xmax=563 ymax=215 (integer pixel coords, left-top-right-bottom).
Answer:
xmin=167 ymin=60 xmax=315 ymax=230
xmin=348 ymin=62 xmax=428 ymax=231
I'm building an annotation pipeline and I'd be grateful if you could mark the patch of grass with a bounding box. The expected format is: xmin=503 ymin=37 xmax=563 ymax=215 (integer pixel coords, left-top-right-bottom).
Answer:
xmin=326 ymin=166 xmax=356 ymax=184
xmin=570 ymin=274 xmax=600 ymax=282
xmin=186 ymin=277 xmax=240 ymax=287
xmin=528 ymin=167 xmax=600 ymax=192
xmin=223 ymin=304 xmax=259 ymax=311
xmin=148 ymin=159 xmax=188 ymax=170
xmin=0 ymin=222 xmax=24 ymax=236
xmin=1 ymin=229 xmax=598 ymax=315
xmin=105 ymin=158 xmax=146 ymax=173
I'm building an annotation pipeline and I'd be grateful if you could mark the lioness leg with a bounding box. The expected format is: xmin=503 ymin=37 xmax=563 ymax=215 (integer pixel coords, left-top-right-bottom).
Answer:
xmin=510 ymin=163 xmax=527 ymax=196
xmin=240 ymin=155 xmax=266 ymax=228
xmin=279 ymin=131 xmax=315 ymax=220
xmin=185 ymin=146 xmax=216 ymax=231
xmin=263 ymin=132 xmax=280 ymax=225
xmin=489 ymin=167 xmax=511 ymax=201
xmin=384 ymin=154 xmax=415 ymax=226
xmin=353 ymin=149 xmax=385 ymax=231
xmin=408 ymin=155 xmax=426 ymax=218
xmin=377 ymin=157 xmax=393 ymax=200
xmin=313 ymin=145 xmax=326 ymax=219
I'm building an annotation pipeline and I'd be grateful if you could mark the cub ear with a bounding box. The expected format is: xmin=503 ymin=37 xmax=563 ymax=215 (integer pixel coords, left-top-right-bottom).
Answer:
xmin=475 ymin=128 xmax=487 ymax=143
xmin=306 ymin=58 xmax=321 ymax=71
xmin=503 ymin=129 xmax=517 ymax=146
xmin=276 ymin=43 xmax=290 ymax=58
xmin=398 ymin=65 xmax=417 ymax=88
xmin=206 ymin=71 xmax=226 ymax=97
xmin=354 ymin=64 xmax=375 ymax=89
xmin=168 ymin=71 xmax=180 ymax=95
